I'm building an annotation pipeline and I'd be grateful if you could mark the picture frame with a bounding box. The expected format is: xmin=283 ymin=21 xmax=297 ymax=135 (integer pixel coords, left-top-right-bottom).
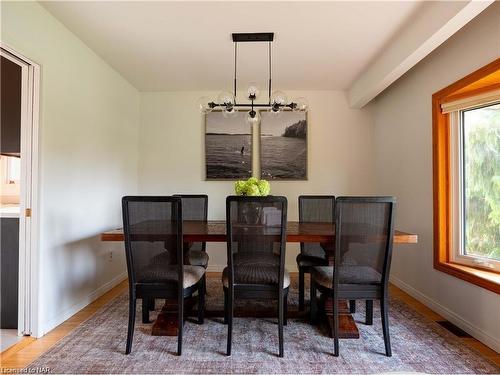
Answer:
xmin=260 ymin=110 xmax=308 ymax=180
xmin=204 ymin=110 xmax=253 ymax=180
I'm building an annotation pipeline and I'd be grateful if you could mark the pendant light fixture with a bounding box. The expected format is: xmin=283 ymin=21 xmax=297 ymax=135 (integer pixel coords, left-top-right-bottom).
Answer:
xmin=197 ymin=32 xmax=308 ymax=124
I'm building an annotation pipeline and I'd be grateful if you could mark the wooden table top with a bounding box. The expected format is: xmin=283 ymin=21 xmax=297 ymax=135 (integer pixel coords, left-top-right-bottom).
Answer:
xmin=100 ymin=220 xmax=418 ymax=244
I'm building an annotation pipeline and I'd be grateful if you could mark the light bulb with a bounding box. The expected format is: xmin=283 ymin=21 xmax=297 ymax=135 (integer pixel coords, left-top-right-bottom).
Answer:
xmin=246 ymin=83 xmax=260 ymax=100
xmin=246 ymin=109 xmax=261 ymax=125
xmin=270 ymin=90 xmax=288 ymax=107
xmin=292 ymin=97 xmax=309 ymax=112
xmin=222 ymin=106 xmax=238 ymax=118
xmin=196 ymin=96 xmax=214 ymax=114
xmin=268 ymin=106 xmax=282 ymax=118
xmin=217 ymin=91 xmax=235 ymax=107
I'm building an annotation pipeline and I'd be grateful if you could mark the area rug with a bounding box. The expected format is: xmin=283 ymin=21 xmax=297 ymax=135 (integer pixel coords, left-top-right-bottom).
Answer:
xmin=26 ymin=277 xmax=499 ymax=374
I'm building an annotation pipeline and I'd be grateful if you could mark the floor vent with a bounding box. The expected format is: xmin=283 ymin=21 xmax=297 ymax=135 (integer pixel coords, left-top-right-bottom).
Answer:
xmin=437 ymin=320 xmax=472 ymax=338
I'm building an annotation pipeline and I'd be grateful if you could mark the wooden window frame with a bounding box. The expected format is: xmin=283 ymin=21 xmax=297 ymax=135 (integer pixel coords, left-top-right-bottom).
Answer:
xmin=433 ymin=58 xmax=500 ymax=294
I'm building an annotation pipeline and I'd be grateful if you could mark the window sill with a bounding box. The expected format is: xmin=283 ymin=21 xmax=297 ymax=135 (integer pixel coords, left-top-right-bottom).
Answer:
xmin=435 ymin=261 xmax=500 ymax=294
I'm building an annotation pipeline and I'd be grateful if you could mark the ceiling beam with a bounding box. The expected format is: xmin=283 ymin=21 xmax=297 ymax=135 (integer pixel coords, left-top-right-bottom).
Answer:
xmin=348 ymin=1 xmax=494 ymax=109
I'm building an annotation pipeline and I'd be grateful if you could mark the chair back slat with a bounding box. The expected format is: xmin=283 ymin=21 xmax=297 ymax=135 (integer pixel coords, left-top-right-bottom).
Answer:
xmin=299 ymin=195 xmax=335 ymax=257
xmin=174 ymin=194 xmax=208 ymax=252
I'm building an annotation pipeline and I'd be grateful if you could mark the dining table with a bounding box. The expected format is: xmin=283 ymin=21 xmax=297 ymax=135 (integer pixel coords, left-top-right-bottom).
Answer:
xmin=101 ymin=220 xmax=418 ymax=338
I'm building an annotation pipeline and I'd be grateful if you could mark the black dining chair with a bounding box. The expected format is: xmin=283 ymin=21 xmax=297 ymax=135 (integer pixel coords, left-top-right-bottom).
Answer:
xmin=146 ymin=194 xmax=209 ymax=312
xmin=310 ymin=196 xmax=396 ymax=357
xmin=122 ymin=196 xmax=206 ymax=356
xmin=173 ymin=194 xmax=209 ymax=268
xmin=297 ymin=195 xmax=335 ymax=311
xmin=223 ymin=195 xmax=289 ymax=357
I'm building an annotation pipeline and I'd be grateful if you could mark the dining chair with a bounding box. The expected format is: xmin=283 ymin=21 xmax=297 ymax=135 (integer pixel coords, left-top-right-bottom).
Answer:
xmin=297 ymin=195 xmax=334 ymax=311
xmin=310 ymin=196 xmax=396 ymax=357
xmin=122 ymin=196 xmax=206 ymax=356
xmin=223 ymin=195 xmax=289 ymax=357
xmin=145 ymin=194 xmax=209 ymax=312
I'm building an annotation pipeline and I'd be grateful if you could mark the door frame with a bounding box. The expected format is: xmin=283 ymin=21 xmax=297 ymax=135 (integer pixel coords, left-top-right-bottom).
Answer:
xmin=1 ymin=43 xmax=40 ymax=337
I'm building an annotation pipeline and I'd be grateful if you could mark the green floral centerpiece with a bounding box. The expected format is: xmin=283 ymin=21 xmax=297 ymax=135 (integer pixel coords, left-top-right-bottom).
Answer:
xmin=234 ymin=177 xmax=270 ymax=196
xmin=234 ymin=178 xmax=270 ymax=224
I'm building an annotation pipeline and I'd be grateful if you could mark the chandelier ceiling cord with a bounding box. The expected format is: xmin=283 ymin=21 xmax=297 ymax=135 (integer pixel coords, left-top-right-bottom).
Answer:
xmin=197 ymin=32 xmax=308 ymax=124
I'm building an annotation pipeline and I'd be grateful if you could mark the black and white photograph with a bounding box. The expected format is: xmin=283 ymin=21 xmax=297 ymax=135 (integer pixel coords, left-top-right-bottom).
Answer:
xmin=205 ymin=111 xmax=252 ymax=180
xmin=260 ymin=111 xmax=307 ymax=180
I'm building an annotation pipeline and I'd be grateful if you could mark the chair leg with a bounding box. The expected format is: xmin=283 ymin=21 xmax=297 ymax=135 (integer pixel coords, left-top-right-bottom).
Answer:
xmin=298 ymin=268 xmax=305 ymax=311
xmin=226 ymin=288 xmax=233 ymax=356
xmin=177 ymin=293 xmax=183 ymax=356
xmin=349 ymin=300 xmax=356 ymax=313
xmin=198 ymin=277 xmax=205 ymax=324
xmin=125 ymin=293 xmax=136 ymax=354
xmin=203 ymin=273 xmax=207 ymax=295
xmin=333 ymin=297 xmax=339 ymax=357
xmin=223 ymin=288 xmax=228 ymax=324
xmin=148 ymin=298 xmax=155 ymax=311
xmin=381 ymin=297 xmax=392 ymax=357
xmin=310 ymin=279 xmax=317 ymax=324
xmin=278 ymin=290 xmax=284 ymax=358
xmin=366 ymin=300 xmax=373 ymax=325
xmin=142 ymin=298 xmax=149 ymax=324
xmin=284 ymin=289 xmax=288 ymax=326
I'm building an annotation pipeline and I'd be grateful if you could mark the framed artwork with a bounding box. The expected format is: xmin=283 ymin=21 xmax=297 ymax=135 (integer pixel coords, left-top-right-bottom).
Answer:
xmin=205 ymin=111 xmax=252 ymax=180
xmin=260 ymin=111 xmax=307 ymax=180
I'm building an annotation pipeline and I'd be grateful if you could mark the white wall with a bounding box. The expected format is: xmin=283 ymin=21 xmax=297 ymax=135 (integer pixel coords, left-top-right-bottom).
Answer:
xmin=1 ymin=2 xmax=140 ymax=336
xmin=371 ymin=4 xmax=500 ymax=351
xmin=138 ymin=91 xmax=377 ymax=271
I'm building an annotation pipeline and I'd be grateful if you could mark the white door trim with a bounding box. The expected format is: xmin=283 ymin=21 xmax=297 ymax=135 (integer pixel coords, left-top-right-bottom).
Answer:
xmin=1 ymin=43 xmax=40 ymax=337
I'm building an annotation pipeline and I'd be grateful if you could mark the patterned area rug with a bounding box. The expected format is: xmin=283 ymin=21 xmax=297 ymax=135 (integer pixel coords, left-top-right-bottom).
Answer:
xmin=27 ymin=277 xmax=499 ymax=374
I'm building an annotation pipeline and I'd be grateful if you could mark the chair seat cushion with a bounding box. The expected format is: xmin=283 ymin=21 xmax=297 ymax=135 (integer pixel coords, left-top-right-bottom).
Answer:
xmin=311 ymin=265 xmax=382 ymax=289
xmin=300 ymin=245 xmax=326 ymax=259
xmin=233 ymin=252 xmax=280 ymax=267
xmin=150 ymin=250 xmax=208 ymax=267
xmin=222 ymin=266 xmax=290 ymax=289
xmin=189 ymin=250 xmax=209 ymax=267
xmin=296 ymin=253 xmax=329 ymax=268
xmin=138 ymin=264 xmax=205 ymax=288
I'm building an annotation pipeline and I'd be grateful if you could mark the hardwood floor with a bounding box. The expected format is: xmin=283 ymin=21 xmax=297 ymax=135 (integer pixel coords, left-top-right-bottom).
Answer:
xmin=0 ymin=280 xmax=128 ymax=369
xmin=1 ymin=273 xmax=498 ymax=370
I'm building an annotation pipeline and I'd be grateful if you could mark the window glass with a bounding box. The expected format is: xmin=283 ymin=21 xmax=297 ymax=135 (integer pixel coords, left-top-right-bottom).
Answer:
xmin=8 ymin=156 xmax=20 ymax=183
xmin=461 ymin=103 xmax=500 ymax=261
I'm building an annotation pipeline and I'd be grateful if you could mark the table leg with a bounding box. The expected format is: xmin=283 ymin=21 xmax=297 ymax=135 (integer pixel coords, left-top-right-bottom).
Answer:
xmin=151 ymin=297 xmax=197 ymax=336
xmin=151 ymin=300 xmax=358 ymax=339
xmin=323 ymin=298 xmax=360 ymax=339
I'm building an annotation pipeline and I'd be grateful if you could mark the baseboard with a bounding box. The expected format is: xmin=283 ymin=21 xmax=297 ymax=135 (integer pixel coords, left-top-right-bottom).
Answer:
xmin=390 ymin=276 xmax=500 ymax=353
xmin=37 ymin=271 xmax=128 ymax=338
xmin=206 ymin=264 xmax=225 ymax=272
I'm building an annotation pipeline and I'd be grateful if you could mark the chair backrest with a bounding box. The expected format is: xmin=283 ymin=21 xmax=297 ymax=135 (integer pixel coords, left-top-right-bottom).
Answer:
xmin=333 ymin=196 xmax=396 ymax=288
xmin=122 ymin=196 xmax=183 ymax=287
xmin=226 ymin=195 xmax=287 ymax=287
xmin=298 ymin=195 xmax=335 ymax=255
xmin=173 ymin=194 xmax=208 ymax=252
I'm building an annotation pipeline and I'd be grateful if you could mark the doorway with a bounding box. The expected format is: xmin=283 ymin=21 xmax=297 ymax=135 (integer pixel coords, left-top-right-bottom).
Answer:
xmin=0 ymin=44 xmax=40 ymax=350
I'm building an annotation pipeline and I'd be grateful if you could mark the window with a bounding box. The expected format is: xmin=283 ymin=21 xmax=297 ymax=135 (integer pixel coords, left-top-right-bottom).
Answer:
xmin=7 ymin=156 xmax=21 ymax=184
xmin=450 ymin=103 xmax=500 ymax=272
xmin=1 ymin=155 xmax=20 ymax=184
xmin=433 ymin=58 xmax=500 ymax=294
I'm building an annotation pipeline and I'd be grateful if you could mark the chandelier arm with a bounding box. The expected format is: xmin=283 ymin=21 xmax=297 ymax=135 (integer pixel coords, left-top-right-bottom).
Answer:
xmin=234 ymin=42 xmax=238 ymax=99
xmin=210 ymin=103 xmax=293 ymax=108
xmin=268 ymin=41 xmax=272 ymax=105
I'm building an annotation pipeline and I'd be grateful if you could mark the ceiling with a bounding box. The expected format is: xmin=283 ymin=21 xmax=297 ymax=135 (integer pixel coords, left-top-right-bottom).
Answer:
xmin=42 ymin=1 xmax=429 ymax=92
